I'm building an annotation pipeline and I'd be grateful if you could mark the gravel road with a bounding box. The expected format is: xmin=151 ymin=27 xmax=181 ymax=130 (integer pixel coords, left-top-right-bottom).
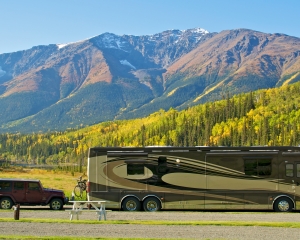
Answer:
xmin=1 ymin=207 xmax=300 ymax=239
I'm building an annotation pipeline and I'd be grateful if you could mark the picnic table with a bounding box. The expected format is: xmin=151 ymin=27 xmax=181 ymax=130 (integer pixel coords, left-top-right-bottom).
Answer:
xmin=68 ymin=200 xmax=107 ymax=221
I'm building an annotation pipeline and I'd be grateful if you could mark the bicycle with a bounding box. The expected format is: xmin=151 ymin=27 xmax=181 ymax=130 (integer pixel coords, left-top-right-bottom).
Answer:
xmin=73 ymin=176 xmax=87 ymax=198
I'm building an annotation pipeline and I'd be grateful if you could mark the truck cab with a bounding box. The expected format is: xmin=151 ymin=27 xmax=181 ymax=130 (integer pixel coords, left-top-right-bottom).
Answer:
xmin=0 ymin=178 xmax=68 ymax=210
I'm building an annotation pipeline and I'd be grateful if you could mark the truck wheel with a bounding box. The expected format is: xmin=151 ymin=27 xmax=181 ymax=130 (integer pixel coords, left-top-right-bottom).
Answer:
xmin=274 ymin=197 xmax=293 ymax=212
xmin=143 ymin=197 xmax=161 ymax=212
xmin=49 ymin=198 xmax=63 ymax=210
xmin=0 ymin=197 xmax=13 ymax=209
xmin=122 ymin=197 xmax=141 ymax=211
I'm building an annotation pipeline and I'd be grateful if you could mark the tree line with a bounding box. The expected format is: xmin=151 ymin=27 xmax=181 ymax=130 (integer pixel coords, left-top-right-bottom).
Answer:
xmin=1 ymin=82 xmax=300 ymax=166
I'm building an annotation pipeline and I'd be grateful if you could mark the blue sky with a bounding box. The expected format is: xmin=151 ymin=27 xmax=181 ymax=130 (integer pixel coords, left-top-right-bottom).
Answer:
xmin=1 ymin=0 xmax=299 ymax=54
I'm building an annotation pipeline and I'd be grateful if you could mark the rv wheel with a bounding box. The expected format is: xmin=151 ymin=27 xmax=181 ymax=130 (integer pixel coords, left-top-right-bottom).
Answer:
xmin=143 ymin=197 xmax=161 ymax=212
xmin=274 ymin=197 xmax=293 ymax=212
xmin=122 ymin=197 xmax=141 ymax=211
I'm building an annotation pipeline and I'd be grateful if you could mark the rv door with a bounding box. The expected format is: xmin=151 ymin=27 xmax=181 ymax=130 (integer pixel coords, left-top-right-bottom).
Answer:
xmin=280 ymin=153 xmax=300 ymax=200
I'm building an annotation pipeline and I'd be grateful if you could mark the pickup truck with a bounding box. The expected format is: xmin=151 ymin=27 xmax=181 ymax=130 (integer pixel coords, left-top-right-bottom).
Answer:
xmin=0 ymin=178 xmax=68 ymax=210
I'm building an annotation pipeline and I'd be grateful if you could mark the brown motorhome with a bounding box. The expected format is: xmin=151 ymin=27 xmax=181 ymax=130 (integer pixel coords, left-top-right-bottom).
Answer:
xmin=87 ymin=146 xmax=300 ymax=212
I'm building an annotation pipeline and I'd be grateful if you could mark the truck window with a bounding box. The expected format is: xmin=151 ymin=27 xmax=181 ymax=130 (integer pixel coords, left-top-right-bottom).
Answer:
xmin=28 ymin=182 xmax=40 ymax=190
xmin=244 ymin=159 xmax=272 ymax=176
xmin=127 ymin=164 xmax=144 ymax=175
xmin=286 ymin=163 xmax=294 ymax=177
xmin=14 ymin=182 xmax=25 ymax=190
xmin=0 ymin=181 xmax=11 ymax=191
xmin=297 ymin=164 xmax=300 ymax=178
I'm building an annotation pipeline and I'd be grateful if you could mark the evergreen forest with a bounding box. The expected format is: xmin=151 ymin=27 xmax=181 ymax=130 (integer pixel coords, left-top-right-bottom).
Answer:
xmin=1 ymin=82 xmax=300 ymax=167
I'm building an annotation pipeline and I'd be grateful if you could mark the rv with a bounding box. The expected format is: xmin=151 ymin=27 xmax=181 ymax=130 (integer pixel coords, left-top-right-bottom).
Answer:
xmin=87 ymin=146 xmax=300 ymax=212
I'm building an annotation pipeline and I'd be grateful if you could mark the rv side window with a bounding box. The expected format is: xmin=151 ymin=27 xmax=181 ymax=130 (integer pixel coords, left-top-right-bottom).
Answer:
xmin=286 ymin=163 xmax=294 ymax=177
xmin=127 ymin=164 xmax=144 ymax=175
xmin=297 ymin=164 xmax=300 ymax=178
xmin=244 ymin=159 xmax=272 ymax=176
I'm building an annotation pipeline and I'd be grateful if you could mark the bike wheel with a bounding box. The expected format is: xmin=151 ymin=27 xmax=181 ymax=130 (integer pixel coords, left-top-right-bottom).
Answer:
xmin=74 ymin=185 xmax=82 ymax=197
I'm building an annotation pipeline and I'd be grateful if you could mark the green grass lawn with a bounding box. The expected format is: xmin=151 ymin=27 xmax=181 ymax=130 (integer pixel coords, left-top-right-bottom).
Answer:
xmin=1 ymin=217 xmax=300 ymax=228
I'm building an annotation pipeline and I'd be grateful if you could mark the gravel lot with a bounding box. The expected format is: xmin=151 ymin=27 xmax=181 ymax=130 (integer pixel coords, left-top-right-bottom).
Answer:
xmin=1 ymin=207 xmax=300 ymax=239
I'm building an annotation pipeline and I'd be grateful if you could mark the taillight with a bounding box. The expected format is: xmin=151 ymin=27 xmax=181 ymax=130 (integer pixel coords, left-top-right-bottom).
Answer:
xmin=86 ymin=181 xmax=90 ymax=193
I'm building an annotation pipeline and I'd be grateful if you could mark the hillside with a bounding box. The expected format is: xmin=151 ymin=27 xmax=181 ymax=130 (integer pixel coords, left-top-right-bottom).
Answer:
xmin=163 ymin=29 xmax=300 ymax=106
xmin=0 ymin=28 xmax=299 ymax=133
xmin=1 ymin=81 xmax=300 ymax=165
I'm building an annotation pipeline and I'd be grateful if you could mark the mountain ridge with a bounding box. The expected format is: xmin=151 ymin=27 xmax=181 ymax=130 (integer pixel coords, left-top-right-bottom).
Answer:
xmin=0 ymin=27 xmax=299 ymax=133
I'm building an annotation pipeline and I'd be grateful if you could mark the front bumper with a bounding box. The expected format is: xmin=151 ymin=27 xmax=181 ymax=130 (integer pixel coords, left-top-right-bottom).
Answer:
xmin=64 ymin=197 xmax=69 ymax=204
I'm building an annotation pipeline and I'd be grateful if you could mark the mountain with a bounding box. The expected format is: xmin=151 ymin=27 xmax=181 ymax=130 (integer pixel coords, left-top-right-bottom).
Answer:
xmin=164 ymin=29 xmax=300 ymax=106
xmin=0 ymin=28 xmax=299 ymax=133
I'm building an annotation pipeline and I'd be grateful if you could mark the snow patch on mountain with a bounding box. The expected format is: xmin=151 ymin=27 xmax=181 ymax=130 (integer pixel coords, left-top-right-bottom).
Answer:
xmin=0 ymin=66 xmax=6 ymax=77
xmin=56 ymin=39 xmax=86 ymax=49
xmin=147 ymin=28 xmax=209 ymax=45
xmin=187 ymin=28 xmax=209 ymax=34
xmin=120 ymin=60 xmax=136 ymax=69
xmin=57 ymin=43 xmax=70 ymax=49
xmin=95 ymin=33 xmax=129 ymax=51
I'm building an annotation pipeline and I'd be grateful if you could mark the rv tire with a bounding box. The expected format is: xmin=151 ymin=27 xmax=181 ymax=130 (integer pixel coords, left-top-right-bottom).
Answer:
xmin=143 ymin=197 xmax=161 ymax=212
xmin=122 ymin=197 xmax=141 ymax=211
xmin=274 ymin=197 xmax=293 ymax=212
